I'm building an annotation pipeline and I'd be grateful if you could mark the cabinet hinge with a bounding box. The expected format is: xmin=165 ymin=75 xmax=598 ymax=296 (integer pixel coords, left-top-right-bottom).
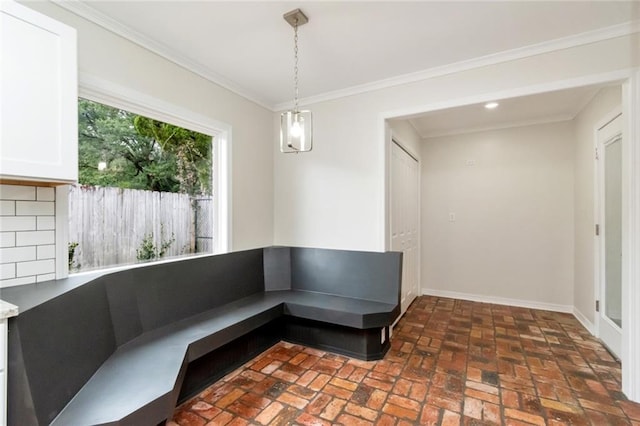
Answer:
xmin=596 ymin=300 xmax=600 ymax=312
xmin=595 ymin=147 xmax=599 ymax=160
xmin=595 ymin=224 xmax=600 ymax=236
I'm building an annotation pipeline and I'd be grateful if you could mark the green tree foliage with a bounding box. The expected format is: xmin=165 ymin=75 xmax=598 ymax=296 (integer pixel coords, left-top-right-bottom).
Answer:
xmin=78 ymin=99 xmax=212 ymax=195
xmin=133 ymin=116 xmax=212 ymax=195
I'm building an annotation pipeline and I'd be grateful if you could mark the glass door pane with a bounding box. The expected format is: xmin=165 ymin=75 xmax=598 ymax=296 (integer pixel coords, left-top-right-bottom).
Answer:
xmin=604 ymin=137 xmax=622 ymax=328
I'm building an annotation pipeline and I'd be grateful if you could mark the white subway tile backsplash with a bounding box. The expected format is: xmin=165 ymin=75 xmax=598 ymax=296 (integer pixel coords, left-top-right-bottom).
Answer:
xmin=37 ymin=245 xmax=56 ymax=260
xmin=0 ymin=264 xmax=15 ymax=280
xmin=16 ymin=201 xmax=54 ymax=216
xmin=36 ymin=187 xmax=55 ymax=201
xmin=16 ymin=259 xmax=55 ymax=277
xmin=1 ymin=184 xmax=59 ymax=288
xmin=0 ymin=246 xmax=36 ymax=263
xmin=16 ymin=230 xmax=54 ymax=246
xmin=0 ymin=201 xmax=15 ymax=216
xmin=0 ymin=233 xmax=15 ymax=248
xmin=0 ymin=276 xmax=36 ymax=288
xmin=36 ymin=273 xmax=56 ymax=283
xmin=36 ymin=217 xmax=55 ymax=230
xmin=0 ymin=216 xmax=36 ymax=232
xmin=0 ymin=185 xmax=36 ymax=201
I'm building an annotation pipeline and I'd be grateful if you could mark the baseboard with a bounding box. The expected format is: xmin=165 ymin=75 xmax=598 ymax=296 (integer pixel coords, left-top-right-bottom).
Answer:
xmin=421 ymin=288 xmax=573 ymax=313
xmin=572 ymin=307 xmax=595 ymax=334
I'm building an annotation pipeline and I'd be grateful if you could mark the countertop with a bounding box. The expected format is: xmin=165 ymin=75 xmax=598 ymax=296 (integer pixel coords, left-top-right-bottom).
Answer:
xmin=0 ymin=299 xmax=18 ymax=319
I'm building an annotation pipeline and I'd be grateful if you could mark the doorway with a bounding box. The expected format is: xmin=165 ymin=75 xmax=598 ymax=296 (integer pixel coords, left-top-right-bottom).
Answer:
xmin=382 ymin=71 xmax=640 ymax=402
xmin=390 ymin=140 xmax=420 ymax=314
xmin=597 ymin=112 xmax=623 ymax=358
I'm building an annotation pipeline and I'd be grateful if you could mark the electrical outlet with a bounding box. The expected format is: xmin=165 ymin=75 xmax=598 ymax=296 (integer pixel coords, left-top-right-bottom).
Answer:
xmin=465 ymin=159 xmax=476 ymax=166
xmin=449 ymin=213 xmax=456 ymax=222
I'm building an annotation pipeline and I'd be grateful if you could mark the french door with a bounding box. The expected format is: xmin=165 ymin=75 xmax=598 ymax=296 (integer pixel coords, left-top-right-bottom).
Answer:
xmin=597 ymin=113 xmax=623 ymax=358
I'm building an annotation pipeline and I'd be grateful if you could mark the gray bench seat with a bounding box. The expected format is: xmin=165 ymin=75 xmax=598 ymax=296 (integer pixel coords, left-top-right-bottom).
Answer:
xmin=50 ymin=290 xmax=396 ymax=426
xmin=276 ymin=290 xmax=397 ymax=328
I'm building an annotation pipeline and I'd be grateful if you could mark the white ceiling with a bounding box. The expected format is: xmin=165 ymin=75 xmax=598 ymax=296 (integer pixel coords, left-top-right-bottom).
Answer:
xmin=56 ymin=1 xmax=639 ymax=110
xmin=403 ymin=84 xmax=605 ymax=139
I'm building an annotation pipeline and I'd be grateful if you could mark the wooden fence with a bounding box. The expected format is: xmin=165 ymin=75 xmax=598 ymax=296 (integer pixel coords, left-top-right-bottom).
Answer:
xmin=68 ymin=186 xmax=212 ymax=272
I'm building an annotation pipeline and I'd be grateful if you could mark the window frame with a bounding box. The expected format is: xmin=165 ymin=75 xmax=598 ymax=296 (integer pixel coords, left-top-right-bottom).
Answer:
xmin=56 ymin=75 xmax=232 ymax=278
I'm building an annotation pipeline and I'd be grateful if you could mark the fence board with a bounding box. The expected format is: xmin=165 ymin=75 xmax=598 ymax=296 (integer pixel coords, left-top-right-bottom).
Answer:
xmin=68 ymin=186 xmax=212 ymax=272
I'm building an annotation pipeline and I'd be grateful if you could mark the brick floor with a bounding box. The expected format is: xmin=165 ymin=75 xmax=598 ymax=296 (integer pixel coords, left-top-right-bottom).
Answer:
xmin=170 ymin=296 xmax=640 ymax=425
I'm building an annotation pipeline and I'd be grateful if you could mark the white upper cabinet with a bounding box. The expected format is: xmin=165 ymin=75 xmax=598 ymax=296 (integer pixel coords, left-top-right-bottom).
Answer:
xmin=1 ymin=0 xmax=77 ymax=184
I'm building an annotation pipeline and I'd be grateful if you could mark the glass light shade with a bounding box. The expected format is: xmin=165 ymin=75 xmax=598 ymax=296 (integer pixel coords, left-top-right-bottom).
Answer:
xmin=280 ymin=110 xmax=312 ymax=153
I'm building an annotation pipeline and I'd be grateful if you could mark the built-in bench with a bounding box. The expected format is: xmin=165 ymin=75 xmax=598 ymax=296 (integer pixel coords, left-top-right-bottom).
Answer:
xmin=3 ymin=246 xmax=402 ymax=426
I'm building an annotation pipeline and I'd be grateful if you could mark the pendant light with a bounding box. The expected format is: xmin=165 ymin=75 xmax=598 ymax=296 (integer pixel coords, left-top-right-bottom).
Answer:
xmin=281 ymin=9 xmax=312 ymax=153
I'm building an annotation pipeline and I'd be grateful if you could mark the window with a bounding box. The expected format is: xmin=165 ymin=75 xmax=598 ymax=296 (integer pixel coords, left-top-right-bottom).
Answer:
xmin=68 ymin=97 xmax=224 ymax=273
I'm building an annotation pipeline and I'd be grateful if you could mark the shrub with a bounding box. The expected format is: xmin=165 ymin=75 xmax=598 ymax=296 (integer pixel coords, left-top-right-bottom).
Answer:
xmin=136 ymin=227 xmax=175 ymax=261
xmin=68 ymin=242 xmax=79 ymax=270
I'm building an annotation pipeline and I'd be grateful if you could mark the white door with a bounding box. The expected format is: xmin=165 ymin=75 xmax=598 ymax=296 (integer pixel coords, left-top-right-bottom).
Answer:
xmin=597 ymin=113 xmax=623 ymax=358
xmin=390 ymin=141 xmax=420 ymax=314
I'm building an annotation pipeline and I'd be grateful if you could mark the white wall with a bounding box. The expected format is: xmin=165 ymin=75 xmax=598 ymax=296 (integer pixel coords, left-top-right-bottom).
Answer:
xmin=21 ymin=1 xmax=274 ymax=252
xmin=273 ymin=34 xmax=639 ymax=251
xmin=420 ymin=122 xmax=575 ymax=308
xmin=573 ymin=86 xmax=622 ymax=326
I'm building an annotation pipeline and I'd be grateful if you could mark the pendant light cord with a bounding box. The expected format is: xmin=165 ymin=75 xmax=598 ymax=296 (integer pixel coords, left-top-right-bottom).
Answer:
xmin=293 ymin=19 xmax=299 ymax=113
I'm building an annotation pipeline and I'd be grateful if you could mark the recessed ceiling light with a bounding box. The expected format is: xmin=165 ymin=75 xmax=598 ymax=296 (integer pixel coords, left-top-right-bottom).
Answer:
xmin=484 ymin=102 xmax=499 ymax=110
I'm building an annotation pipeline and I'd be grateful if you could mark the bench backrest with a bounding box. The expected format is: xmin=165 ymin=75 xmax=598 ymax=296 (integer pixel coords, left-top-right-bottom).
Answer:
xmin=290 ymin=247 xmax=402 ymax=305
xmin=107 ymin=248 xmax=265 ymax=345
xmin=264 ymin=247 xmax=402 ymax=305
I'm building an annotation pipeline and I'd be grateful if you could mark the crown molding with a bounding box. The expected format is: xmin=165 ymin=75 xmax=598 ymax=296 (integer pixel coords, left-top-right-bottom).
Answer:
xmin=277 ymin=20 xmax=640 ymax=111
xmin=51 ymin=0 xmax=273 ymax=111
xmin=50 ymin=0 xmax=638 ymax=112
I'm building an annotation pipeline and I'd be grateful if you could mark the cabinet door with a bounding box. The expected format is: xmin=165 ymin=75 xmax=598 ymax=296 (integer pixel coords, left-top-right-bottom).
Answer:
xmin=0 ymin=370 xmax=4 ymax=426
xmin=1 ymin=0 xmax=77 ymax=183
xmin=0 ymin=319 xmax=5 ymax=426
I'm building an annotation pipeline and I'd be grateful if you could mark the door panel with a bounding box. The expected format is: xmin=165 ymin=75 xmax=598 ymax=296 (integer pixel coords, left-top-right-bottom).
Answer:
xmin=390 ymin=142 xmax=420 ymax=314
